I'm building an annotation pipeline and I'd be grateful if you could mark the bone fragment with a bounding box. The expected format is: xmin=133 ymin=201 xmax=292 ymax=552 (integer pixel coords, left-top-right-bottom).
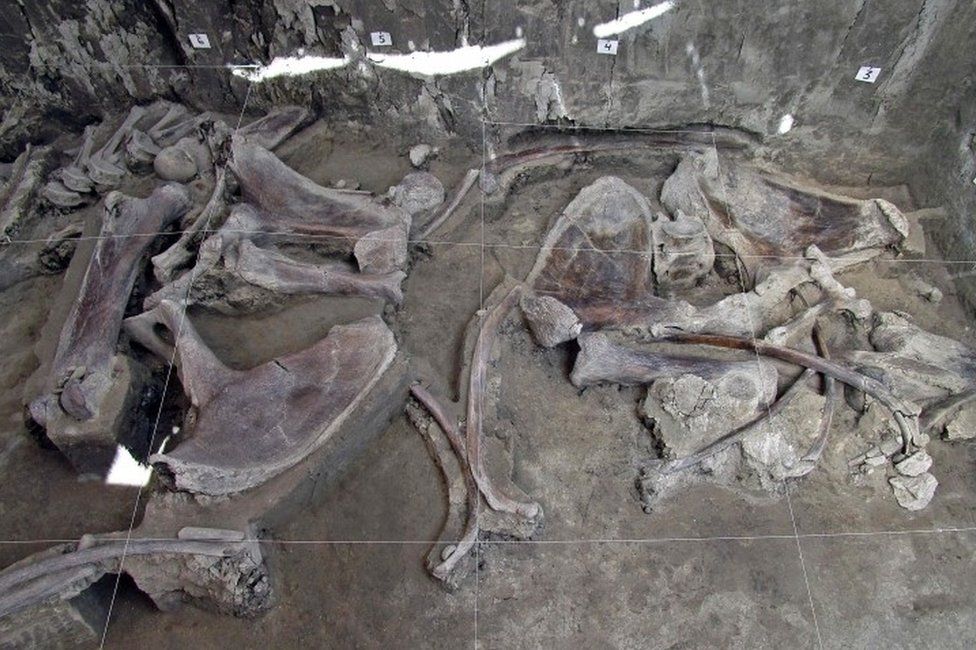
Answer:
xmin=417 ymin=168 xmax=479 ymax=239
xmin=466 ymin=285 xmax=541 ymax=520
xmin=409 ymin=384 xmax=479 ymax=588
xmin=650 ymin=332 xmax=921 ymax=454
xmin=237 ymin=106 xmax=311 ymax=151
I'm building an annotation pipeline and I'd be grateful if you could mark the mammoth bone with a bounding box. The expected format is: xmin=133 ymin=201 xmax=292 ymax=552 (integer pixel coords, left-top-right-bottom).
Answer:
xmin=124 ymin=300 xmax=397 ymax=495
xmin=147 ymin=137 xmax=410 ymax=312
xmin=28 ymin=184 xmax=192 ymax=472
xmin=660 ymin=150 xmax=917 ymax=285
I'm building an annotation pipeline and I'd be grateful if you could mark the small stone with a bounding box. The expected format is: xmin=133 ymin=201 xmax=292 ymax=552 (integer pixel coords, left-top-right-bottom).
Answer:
xmin=945 ymin=406 xmax=976 ymax=440
xmin=895 ymin=450 xmax=933 ymax=477
xmin=333 ymin=178 xmax=360 ymax=190
xmin=863 ymin=454 xmax=887 ymax=467
xmin=154 ymin=144 xmax=198 ymax=182
xmin=392 ymin=172 xmax=445 ymax=216
xmin=901 ymin=273 xmax=943 ymax=303
xmin=354 ymin=225 xmax=407 ymax=274
xmin=519 ymin=294 xmax=581 ymax=347
xmin=409 ymin=143 xmax=433 ymax=168
xmin=441 ymin=544 xmax=456 ymax=561
xmin=889 ymin=472 xmax=938 ymax=511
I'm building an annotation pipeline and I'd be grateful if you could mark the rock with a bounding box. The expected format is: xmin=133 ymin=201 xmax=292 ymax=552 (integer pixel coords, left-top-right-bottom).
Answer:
xmin=354 ymin=226 xmax=408 ymax=274
xmin=894 ymin=449 xmax=932 ymax=476
xmin=409 ymin=143 xmax=433 ymax=168
xmin=519 ymin=293 xmax=581 ymax=347
xmin=154 ymin=143 xmax=198 ymax=182
xmin=901 ymin=272 xmax=943 ymax=303
xmin=393 ymin=171 xmax=445 ymax=216
xmin=944 ymin=405 xmax=976 ymax=440
xmin=863 ymin=453 xmax=887 ymax=467
xmin=333 ymin=178 xmax=360 ymax=190
xmin=642 ymin=365 xmax=776 ymax=461
xmin=888 ymin=472 xmax=938 ymax=510
xmin=740 ymin=383 xmax=826 ymax=486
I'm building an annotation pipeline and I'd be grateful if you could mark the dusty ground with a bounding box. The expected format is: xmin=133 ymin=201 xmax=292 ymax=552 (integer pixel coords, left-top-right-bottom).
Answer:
xmin=2 ymin=123 xmax=976 ymax=648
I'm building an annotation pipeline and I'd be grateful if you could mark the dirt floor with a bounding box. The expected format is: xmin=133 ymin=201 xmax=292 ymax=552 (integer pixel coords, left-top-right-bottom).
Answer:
xmin=3 ymin=122 xmax=976 ymax=648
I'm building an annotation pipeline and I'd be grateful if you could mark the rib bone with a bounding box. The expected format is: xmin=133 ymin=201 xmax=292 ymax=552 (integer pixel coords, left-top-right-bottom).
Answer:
xmin=0 ymin=531 xmax=269 ymax=626
xmin=466 ymin=285 xmax=541 ymax=521
xmin=408 ymin=384 xmax=479 ymax=588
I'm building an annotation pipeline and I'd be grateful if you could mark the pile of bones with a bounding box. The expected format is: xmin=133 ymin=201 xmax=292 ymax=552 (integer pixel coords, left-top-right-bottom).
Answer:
xmin=0 ymin=107 xmax=973 ymax=645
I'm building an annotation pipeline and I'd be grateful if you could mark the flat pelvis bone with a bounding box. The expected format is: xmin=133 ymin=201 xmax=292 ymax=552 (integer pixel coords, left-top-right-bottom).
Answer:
xmin=124 ymin=300 xmax=398 ymax=495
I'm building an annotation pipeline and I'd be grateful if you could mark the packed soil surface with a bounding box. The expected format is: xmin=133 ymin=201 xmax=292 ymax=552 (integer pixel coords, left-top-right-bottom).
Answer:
xmin=3 ymin=123 xmax=976 ymax=648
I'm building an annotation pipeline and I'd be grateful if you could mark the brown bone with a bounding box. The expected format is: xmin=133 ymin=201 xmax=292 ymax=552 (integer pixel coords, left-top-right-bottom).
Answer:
xmin=124 ymin=300 xmax=397 ymax=495
xmin=230 ymin=136 xmax=408 ymax=239
xmin=660 ymin=151 xmax=910 ymax=283
xmin=466 ymin=285 xmax=542 ymax=521
xmin=29 ymin=184 xmax=191 ymax=471
xmin=409 ymin=384 xmax=479 ymax=587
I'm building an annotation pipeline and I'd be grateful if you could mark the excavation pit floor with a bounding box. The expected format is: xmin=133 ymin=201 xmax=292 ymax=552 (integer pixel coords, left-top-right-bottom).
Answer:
xmin=2 ymin=122 xmax=976 ymax=648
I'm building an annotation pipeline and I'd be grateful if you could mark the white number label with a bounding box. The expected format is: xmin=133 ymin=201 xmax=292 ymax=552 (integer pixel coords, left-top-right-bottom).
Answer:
xmin=371 ymin=31 xmax=392 ymax=47
xmin=188 ymin=33 xmax=211 ymax=49
xmin=597 ymin=39 xmax=619 ymax=55
xmin=855 ymin=66 xmax=881 ymax=83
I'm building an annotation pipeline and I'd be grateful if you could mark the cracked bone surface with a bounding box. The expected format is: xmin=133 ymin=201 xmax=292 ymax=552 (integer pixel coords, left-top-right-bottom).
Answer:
xmin=0 ymin=530 xmax=269 ymax=647
xmin=660 ymin=150 xmax=913 ymax=281
xmin=148 ymin=138 xmax=410 ymax=312
xmin=526 ymin=176 xmax=656 ymax=323
xmin=148 ymin=202 xmax=407 ymax=312
xmin=0 ymin=144 xmax=53 ymax=239
xmin=124 ymin=300 xmax=397 ymax=495
xmin=522 ymin=175 xmax=870 ymax=337
xmin=515 ymin=163 xmax=965 ymax=513
xmin=841 ymin=311 xmax=976 ymax=404
xmin=231 ymin=137 xmax=408 ymax=238
xmin=28 ymin=184 xmax=191 ymax=472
